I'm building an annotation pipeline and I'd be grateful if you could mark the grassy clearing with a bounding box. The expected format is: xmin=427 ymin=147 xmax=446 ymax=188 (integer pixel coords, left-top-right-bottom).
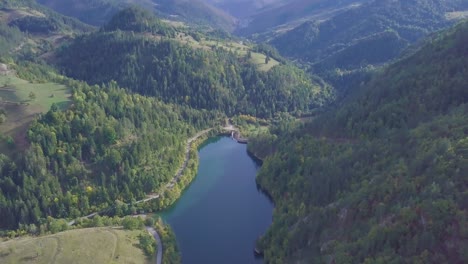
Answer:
xmin=0 ymin=7 xmax=45 ymax=23
xmin=172 ymin=33 xmax=280 ymax=71
xmin=233 ymin=115 xmax=270 ymax=138
xmin=250 ymin=52 xmax=280 ymax=72
xmin=0 ymin=75 xmax=70 ymax=111
xmin=238 ymin=122 xmax=269 ymax=138
xmin=161 ymin=19 xmax=187 ymax=28
xmin=446 ymin=11 xmax=468 ymax=20
xmin=0 ymin=72 xmax=70 ymax=151
xmin=0 ymin=227 xmax=151 ymax=264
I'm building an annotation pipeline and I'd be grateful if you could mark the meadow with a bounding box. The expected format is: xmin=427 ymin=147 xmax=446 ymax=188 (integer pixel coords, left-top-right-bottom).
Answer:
xmin=0 ymin=72 xmax=70 ymax=151
xmin=0 ymin=228 xmax=151 ymax=264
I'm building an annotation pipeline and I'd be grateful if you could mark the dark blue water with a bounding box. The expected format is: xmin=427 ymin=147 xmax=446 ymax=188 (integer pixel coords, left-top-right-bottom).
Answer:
xmin=160 ymin=137 xmax=273 ymax=264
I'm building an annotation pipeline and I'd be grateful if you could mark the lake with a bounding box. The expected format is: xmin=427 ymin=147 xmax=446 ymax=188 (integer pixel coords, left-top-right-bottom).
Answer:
xmin=160 ymin=136 xmax=273 ymax=264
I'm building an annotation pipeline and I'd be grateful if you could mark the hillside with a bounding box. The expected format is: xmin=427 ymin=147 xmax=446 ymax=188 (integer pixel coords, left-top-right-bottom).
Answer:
xmin=1 ymin=0 xmax=92 ymax=34
xmin=0 ymin=228 xmax=151 ymax=264
xmin=0 ymin=68 xmax=221 ymax=229
xmin=0 ymin=1 xmax=328 ymax=233
xmin=37 ymin=0 xmax=237 ymax=31
xmin=270 ymin=0 xmax=468 ymax=85
xmin=204 ymin=0 xmax=286 ymax=18
xmin=102 ymin=6 xmax=174 ymax=35
xmin=0 ymin=0 xmax=93 ymax=64
xmin=235 ymin=0 xmax=369 ymax=36
xmin=249 ymin=20 xmax=468 ymax=263
xmin=36 ymin=0 xmax=141 ymax=26
xmin=154 ymin=0 xmax=237 ymax=32
xmin=55 ymin=8 xmax=334 ymax=118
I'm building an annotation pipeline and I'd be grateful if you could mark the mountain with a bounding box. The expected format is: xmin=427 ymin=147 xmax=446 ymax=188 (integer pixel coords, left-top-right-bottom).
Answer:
xmin=249 ymin=20 xmax=468 ymax=263
xmin=269 ymin=0 xmax=468 ymax=88
xmin=102 ymin=5 xmax=174 ymax=35
xmin=0 ymin=0 xmax=93 ymax=62
xmin=204 ymin=0 xmax=286 ymax=18
xmin=55 ymin=7 xmax=334 ymax=118
xmin=0 ymin=1 xmax=227 ymax=231
xmin=0 ymin=67 xmax=221 ymax=229
xmin=36 ymin=0 xmax=126 ymax=26
xmin=0 ymin=5 xmax=222 ymax=230
xmin=37 ymin=0 xmax=237 ymax=31
xmin=1 ymin=0 xmax=93 ymax=34
xmin=235 ymin=0 xmax=369 ymax=36
xmin=153 ymin=0 xmax=237 ymax=32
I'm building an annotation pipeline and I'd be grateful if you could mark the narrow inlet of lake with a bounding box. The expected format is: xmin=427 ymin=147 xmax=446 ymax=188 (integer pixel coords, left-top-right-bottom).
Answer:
xmin=159 ymin=136 xmax=273 ymax=264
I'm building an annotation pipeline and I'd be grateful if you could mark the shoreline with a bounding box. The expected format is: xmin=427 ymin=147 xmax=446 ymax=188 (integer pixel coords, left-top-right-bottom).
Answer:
xmin=158 ymin=134 xmax=274 ymax=263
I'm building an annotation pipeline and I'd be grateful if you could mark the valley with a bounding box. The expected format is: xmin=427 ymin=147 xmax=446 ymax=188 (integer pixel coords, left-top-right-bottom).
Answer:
xmin=0 ymin=0 xmax=467 ymax=264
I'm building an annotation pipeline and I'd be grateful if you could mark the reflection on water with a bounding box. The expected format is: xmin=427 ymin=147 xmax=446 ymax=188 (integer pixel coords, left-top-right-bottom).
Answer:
xmin=159 ymin=137 xmax=273 ymax=264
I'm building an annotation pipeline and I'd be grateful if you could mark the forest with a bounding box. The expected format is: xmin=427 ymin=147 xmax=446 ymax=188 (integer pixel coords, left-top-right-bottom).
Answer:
xmin=55 ymin=7 xmax=334 ymax=118
xmin=2 ymin=0 xmax=92 ymax=34
xmin=249 ymin=20 xmax=468 ymax=263
xmin=0 ymin=69 xmax=222 ymax=229
xmin=0 ymin=2 xmax=334 ymax=232
xmin=271 ymin=0 xmax=468 ymax=89
xmin=0 ymin=1 xmax=467 ymax=263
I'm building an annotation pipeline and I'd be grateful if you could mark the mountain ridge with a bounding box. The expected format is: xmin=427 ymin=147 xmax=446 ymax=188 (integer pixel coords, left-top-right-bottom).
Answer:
xmin=249 ymin=19 xmax=468 ymax=263
xmin=37 ymin=0 xmax=237 ymax=31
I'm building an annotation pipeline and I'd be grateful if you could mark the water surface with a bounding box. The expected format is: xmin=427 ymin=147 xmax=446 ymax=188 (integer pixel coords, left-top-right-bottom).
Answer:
xmin=160 ymin=137 xmax=273 ymax=264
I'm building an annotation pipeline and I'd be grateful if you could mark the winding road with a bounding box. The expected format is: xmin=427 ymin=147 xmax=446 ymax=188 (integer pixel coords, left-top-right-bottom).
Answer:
xmin=68 ymin=128 xmax=214 ymax=226
xmin=67 ymin=128 xmax=216 ymax=263
xmin=146 ymin=227 xmax=163 ymax=264
xmin=65 ymin=125 xmax=245 ymax=263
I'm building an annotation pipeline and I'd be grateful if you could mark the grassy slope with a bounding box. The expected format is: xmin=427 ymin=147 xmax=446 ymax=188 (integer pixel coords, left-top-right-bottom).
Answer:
xmin=0 ymin=228 xmax=151 ymax=264
xmin=0 ymin=74 xmax=70 ymax=111
xmin=0 ymin=70 xmax=70 ymax=150
xmin=172 ymin=32 xmax=279 ymax=71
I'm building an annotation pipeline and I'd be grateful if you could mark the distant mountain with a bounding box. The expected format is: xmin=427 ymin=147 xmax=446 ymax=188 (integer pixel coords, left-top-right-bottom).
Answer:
xmin=270 ymin=0 xmax=468 ymax=88
xmin=1 ymin=0 xmax=93 ymax=34
xmin=250 ymin=19 xmax=468 ymax=263
xmin=36 ymin=0 xmax=126 ymax=26
xmin=36 ymin=0 xmax=237 ymax=31
xmin=55 ymin=8 xmax=334 ymax=118
xmin=235 ymin=0 xmax=369 ymax=36
xmin=153 ymin=0 xmax=237 ymax=31
xmin=204 ymin=0 xmax=285 ymax=18
xmin=0 ymin=0 xmax=92 ymax=59
xmin=102 ymin=5 xmax=174 ymax=35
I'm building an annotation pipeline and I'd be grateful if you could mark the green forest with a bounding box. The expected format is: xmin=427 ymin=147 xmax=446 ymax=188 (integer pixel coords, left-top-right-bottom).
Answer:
xmin=0 ymin=72 xmax=221 ymax=229
xmin=249 ymin=20 xmax=468 ymax=263
xmin=271 ymin=0 xmax=468 ymax=89
xmin=0 ymin=0 xmax=467 ymax=263
xmin=56 ymin=7 xmax=334 ymax=118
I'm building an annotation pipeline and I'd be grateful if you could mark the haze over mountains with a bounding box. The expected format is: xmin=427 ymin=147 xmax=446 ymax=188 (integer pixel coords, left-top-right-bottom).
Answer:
xmin=269 ymin=0 xmax=468 ymax=90
xmin=35 ymin=0 xmax=468 ymax=88
xmin=37 ymin=0 xmax=237 ymax=30
xmin=205 ymin=0 xmax=285 ymax=18
xmin=234 ymin=0 xmax=372 ymax=36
